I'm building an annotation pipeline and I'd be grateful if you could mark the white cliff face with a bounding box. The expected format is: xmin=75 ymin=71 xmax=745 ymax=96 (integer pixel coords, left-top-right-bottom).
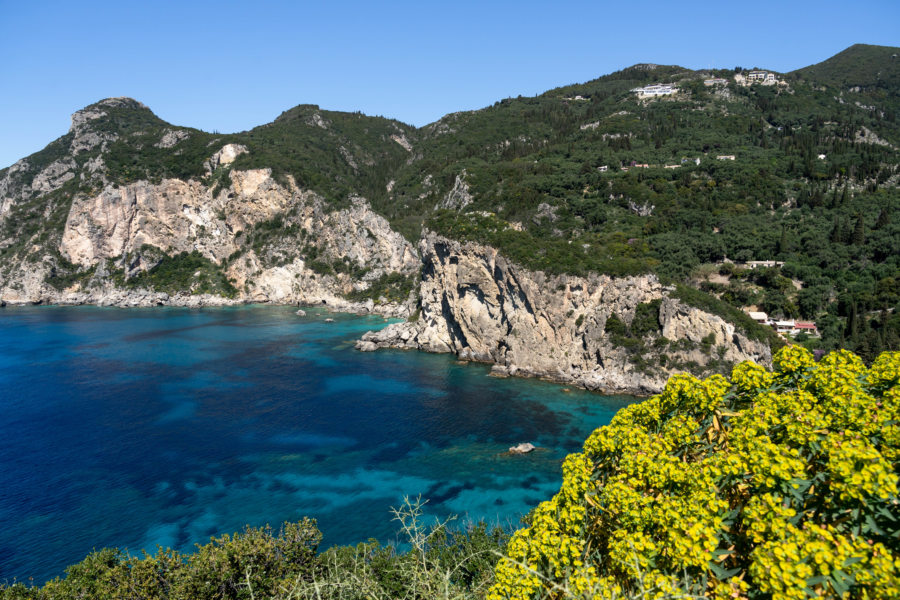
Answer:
xmin=45 ymin=164 xmax=419 ymax=311
xmin=205 ymin=143 xmax=248 ymax=172
xmin=359 ymin=232 xmax=772 ymax=395
xmin=435 ymin=172 xmax=473 ymax=211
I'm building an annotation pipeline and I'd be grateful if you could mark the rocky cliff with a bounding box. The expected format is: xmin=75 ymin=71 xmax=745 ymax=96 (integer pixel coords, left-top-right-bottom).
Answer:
xmin=358 ymin=232 xmax=771 ymax=395
xmin=0 ymin=100 xmax=419 ymax=314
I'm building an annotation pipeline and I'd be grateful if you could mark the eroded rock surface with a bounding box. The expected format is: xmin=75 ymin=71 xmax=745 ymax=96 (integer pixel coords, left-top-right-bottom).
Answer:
xmin=358 ymin=232 xmax=771 ymax=395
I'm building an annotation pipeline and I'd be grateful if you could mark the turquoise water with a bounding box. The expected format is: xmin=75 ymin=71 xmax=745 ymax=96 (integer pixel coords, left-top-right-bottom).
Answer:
xmin=0 ymin=305 xmax=634 ymax=583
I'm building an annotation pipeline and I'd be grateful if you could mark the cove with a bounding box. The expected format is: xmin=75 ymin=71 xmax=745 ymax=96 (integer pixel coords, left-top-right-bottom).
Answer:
xmin=0 ymin=305 xmax=634 ymax=584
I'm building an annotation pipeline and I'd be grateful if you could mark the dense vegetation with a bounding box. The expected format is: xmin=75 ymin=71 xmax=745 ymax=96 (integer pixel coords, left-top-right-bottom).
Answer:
xmin=375 ymin=45 xmax=899 ymax=354
xmin=490 ymin=348 xmax=900 ymax=599
xmin=0 ymin=501 xmax=509 ymax=600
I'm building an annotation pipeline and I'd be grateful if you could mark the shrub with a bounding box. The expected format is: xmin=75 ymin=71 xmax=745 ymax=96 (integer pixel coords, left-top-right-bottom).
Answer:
xmin=630 ymin=299 xmax=662 ymax=338
xmin=603 ymin=314 xmax=627 ymax=337
xmin=0 ymin=502 xmax=508 ymax=600
xmin=489 ymin=348 xmax=900 ymax=599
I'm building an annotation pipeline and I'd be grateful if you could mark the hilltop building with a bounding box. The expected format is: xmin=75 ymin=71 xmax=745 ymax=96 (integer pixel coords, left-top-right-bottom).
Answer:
xmin=735 ymin=71 xmax=780 ymax=86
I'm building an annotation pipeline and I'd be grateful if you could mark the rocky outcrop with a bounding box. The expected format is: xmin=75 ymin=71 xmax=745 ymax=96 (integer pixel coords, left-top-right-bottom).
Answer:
xmin=2 ymin=135 xmax=419 ymax=313
xmin=205 ymin=143 xmax=247 ymax=171
xmin=435 ymin=172 xmax=473 ymax=211
xmin=358 ymin=232 xmax=771 ymax=395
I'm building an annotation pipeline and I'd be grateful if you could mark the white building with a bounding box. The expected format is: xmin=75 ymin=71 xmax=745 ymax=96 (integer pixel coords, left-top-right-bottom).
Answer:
xmin=745 ymin=71 xmax=777 ymax=86
xmin=747 ymin=311 xmax=769 ymax=324
xmin=632 ymin=84 xmax=677 ymax=98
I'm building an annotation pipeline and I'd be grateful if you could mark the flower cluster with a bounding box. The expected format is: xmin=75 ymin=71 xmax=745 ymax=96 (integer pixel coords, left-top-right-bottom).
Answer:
xmin=489 ymin=348 xmax=900 ymax=599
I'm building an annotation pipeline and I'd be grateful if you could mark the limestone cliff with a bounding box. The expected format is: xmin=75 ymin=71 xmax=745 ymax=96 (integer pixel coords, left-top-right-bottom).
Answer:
xmin=0 ymin=99 xmax=419 ymax=314
xmin=358 ymin=232 xmax=771 ymax=395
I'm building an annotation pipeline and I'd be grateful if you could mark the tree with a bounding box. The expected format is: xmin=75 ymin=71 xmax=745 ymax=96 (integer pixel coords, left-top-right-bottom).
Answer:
xmin=852 ymin=214 xmax=865 ymax=246
xmin=875 ymin=207 xmax=891 ymax=229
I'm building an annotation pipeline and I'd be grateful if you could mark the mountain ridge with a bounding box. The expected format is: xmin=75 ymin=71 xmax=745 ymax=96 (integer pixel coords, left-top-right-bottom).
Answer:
xmin=0 ymin=43 xmax=897 ymax=388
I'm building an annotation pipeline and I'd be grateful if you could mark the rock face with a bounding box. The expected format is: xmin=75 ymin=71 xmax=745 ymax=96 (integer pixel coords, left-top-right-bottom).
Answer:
xmin=1 ymin=128 xmax=419 ymax=312
xmin=358 ymin=232 xmax=771 ymax=395
xmin=46 ymin=168 xmax=418 ymax=310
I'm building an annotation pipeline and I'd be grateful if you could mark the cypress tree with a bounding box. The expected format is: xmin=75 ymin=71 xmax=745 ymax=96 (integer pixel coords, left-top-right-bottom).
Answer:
xmin=852 ymin=214 xmax=865 ymax=246
xmin=777 ymin=226 xmax=789 ymax=256
xmin=829 ymin=216 xmax=842 ymax=243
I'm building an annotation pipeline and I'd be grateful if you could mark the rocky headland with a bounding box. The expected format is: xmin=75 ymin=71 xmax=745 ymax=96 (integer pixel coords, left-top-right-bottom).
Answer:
xmin=358 ymin=232 xmax=771 ymax=395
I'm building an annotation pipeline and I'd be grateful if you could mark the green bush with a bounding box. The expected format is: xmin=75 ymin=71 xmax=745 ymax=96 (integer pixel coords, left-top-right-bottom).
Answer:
xmin=0 ymin=501 xmax=509 ymax=600
xmin=126 ymin=249 xmax=237 ymax=297
xmin=489 ymin=348 xmax=900 ymax=599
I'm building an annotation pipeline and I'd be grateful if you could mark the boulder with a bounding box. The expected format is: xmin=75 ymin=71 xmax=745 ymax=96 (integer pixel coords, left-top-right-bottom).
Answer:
xmin=509 ymin=442 xmax=536 ymax=454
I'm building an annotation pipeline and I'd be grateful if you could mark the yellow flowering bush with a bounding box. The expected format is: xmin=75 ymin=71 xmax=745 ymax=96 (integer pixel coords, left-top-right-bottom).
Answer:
xmin=489 ymin=348 xmax=900 ymax=599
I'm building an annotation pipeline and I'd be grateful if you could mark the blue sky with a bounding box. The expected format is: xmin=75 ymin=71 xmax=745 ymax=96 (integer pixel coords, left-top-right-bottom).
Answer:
xmin=1 ymin=0 xmax=897 ymax=168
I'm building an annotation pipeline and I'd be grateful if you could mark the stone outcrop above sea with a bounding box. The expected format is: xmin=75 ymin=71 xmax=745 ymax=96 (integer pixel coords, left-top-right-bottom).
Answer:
xmin=357 ymin=232 xmax=771 ymax=395
xmin=1 ymin=144 xmax=418 ymax=315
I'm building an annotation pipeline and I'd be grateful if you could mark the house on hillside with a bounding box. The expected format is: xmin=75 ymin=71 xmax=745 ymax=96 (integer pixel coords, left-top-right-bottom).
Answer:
xmin=717 ymin=155 xmax=736 ymax=160
xmin=746 ymin=311 xmax=769 ymax=324
xmin=632 ymin=84 xmax=677 ymax=98
xmin=743 ymin=260 xmax=784 ymax=269
xmin=793 ymin=322 xmax=819 ymax=337
xmin=774 ymin=320 xmax=819 ymax=337
xmin=704 ymin=78 xmax=729 ymax=86
xmin=744 ymin=71 xmax=778 ymax=86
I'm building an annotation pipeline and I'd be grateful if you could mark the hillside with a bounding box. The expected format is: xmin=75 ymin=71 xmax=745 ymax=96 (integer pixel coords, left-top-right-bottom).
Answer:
xmin=376 ymin=50 xmax=900 ymax=359
xmin=0 ymin=45 xmax=898 ymax=386
xmin=792 ymin=43 xmax=900 ymax=90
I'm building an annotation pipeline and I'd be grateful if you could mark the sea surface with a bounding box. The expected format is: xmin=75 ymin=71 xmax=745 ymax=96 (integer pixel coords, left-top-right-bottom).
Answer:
xmin=0 ymin=305 xmax=634 ymax=584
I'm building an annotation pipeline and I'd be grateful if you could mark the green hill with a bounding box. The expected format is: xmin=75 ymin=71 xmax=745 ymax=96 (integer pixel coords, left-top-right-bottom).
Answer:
xmin=792 ymin=43 xmax=900 ymax=90
xmin=377 ymin=51 xmax=899 ymax=358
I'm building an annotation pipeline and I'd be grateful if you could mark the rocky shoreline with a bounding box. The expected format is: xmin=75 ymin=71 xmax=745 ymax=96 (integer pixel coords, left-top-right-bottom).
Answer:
xmin=0 ymin=288 xmax=413 ymax=318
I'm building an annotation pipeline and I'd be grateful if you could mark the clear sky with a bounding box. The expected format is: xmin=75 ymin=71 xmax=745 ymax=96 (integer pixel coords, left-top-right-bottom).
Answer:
xmin=1 ymin=0 xmax=897 ymax=168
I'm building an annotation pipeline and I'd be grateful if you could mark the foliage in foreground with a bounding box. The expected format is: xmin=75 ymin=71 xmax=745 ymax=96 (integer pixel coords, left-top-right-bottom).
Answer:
xmin=490 ymin=347 xmax=900 ymax=599
xmin=0 ymin=501 xmax=508 ymax=600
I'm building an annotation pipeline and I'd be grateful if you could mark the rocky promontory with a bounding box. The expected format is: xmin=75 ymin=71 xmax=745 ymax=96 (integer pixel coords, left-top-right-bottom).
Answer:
xmin=358 ymin=232 xmax=771 ymax=395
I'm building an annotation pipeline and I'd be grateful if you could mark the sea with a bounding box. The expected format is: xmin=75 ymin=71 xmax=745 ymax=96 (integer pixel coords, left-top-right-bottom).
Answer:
xmin=0 ymin=305 xmax=634 ymax=584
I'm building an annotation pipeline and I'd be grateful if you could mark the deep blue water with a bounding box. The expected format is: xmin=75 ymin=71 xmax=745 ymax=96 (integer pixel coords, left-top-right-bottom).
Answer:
xmin=0 ymin=305 xmax=633 ymax=584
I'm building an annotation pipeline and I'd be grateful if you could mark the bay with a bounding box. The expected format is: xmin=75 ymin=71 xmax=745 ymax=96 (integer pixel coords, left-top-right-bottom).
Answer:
xmin=0 ymin=305 xmax=634 ymax=584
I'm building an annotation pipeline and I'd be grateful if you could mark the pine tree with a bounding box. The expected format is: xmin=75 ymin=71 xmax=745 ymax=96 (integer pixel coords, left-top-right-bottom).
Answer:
xmin=875 ymin=207 xmax=891 ymax=230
